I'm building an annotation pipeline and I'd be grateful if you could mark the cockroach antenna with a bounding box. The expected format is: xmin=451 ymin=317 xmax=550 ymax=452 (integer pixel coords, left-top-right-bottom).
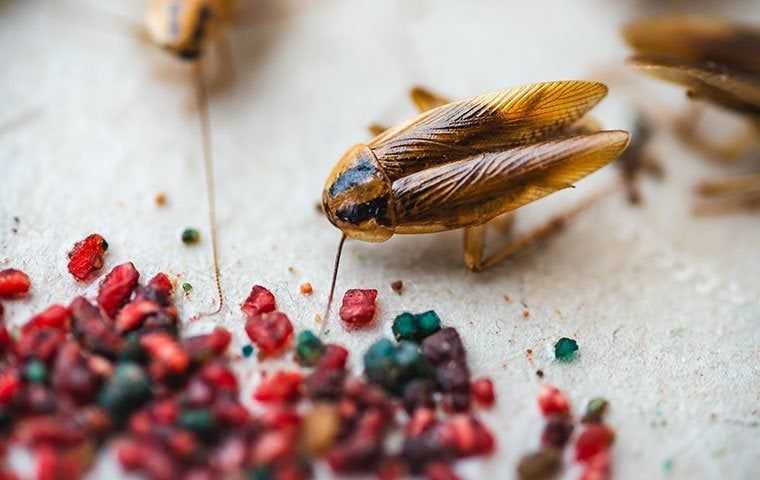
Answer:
xmin=193 ymin=61 xmax=224 ymax=318
xmin=321 ymin=233 xmax=347 ymax=335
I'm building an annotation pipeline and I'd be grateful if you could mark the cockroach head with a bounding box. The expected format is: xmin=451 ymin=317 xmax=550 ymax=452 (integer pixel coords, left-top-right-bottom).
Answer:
xmin=322 ymin=144 xmax=396 ymax=242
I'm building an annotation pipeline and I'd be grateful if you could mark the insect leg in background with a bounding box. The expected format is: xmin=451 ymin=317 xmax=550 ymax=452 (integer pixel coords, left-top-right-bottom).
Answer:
xmin=623 ymin=16 xmax=760 ymax=214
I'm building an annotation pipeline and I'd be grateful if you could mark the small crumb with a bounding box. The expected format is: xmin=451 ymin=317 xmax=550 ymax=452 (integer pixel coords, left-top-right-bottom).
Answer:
xmin=390 ymin=280 xmax=403 ymax=294
xmin=536 ymin=369 xmax=544 ymax=378
xmin=504 ymin=294 xmax=512 ymax=303
xmin=526 ymin=349 xmax=533 ymax=355
xmin=314 ymin=313 xmax=322 ymax=325
xmin=154 ymin=193 xmax=167 ymax=206
xmin=288 ymin=266 xmax=296 ymax=274
xmin=11 ymin=228 xmax=17 ymax=234
xmin=12 ymin=217 xmax=19 ymax=224
xmin=181 ymin=228 xmax=200 ymax=245
xmin=182 ymin=282 xmax=193 ymax=294
xmin=300 ymin=282 xmax=313 ymax=295
xmin=522 ymin=309 xmax=530 ymax=319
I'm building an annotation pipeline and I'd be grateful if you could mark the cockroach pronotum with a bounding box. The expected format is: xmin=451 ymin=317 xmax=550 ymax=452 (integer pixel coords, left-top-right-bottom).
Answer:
xmin=320 ymin=80 xmax=631 ymax=324
xmin=623 ymin=16 xmax=760 ymax=214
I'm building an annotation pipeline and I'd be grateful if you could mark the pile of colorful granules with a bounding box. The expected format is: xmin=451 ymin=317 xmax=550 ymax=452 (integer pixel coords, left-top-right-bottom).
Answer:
xmin=0 ymin=235 xmax=501 ymax=480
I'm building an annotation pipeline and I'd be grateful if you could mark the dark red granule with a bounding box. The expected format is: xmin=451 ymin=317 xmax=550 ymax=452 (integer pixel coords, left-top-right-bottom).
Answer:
xmin=339 ymin=289 xmax=378 ymax=327
xmin=424 ymin=462 xmax=461 ymax=480
xmin=422 ymin=328 xmax=471 ymax=412
xmin=390 ymin=280 xmax=404 ymax=295
xmin=580 ymin=451 xmax=611 ymax=480
xmin=326 ymin=409 xmax=385 ymax=473
xmin=541 ymin=415 xmax=574 ymax=449
xmin=471 ymin=378 xmax=495 ymax=407
xmin=245 ymin=311 xmax=293 ymax=355
xmin=69 ymin=297 xmax=123 ymax=357
xmin=200 ymin=362 xmax=238 ymax=393
xmin=317 ymin=344 xmax=349 ymax=370
xmin=0 ymin=313 xmax=13 ymax=353
xmin=406 ymin=408 xmax=437 ymax=437
xmin=115 ymin=300 xmax=159 ymax=333
xmin=23 ymin=305 xmax=70 ymax=334
xmin=97 ymin=262 xmax=139 ymax=318
xmin=183 ymin=327 xmax=232 ymax=364
xmin=254 ymin=371 xmax=303 ymax=403
xmin=35 ymin=445 xmax=86 ymax=480
xmin=51 ymin=342 xmax=100 ymax=404
xmin=377 ymin=457 xmax=408 ymax=480
xmin=241 ymin=285 xmax=276 ymax=317
xmin=402 ymin=379 xmax=437 ymax=414
xmin=67 ymin=234 xmax=108 ymax=281
xmin=438 ymin=414 xmax=495 ymax=458
xmin=251 ymin=427 xmax=299 ymax=464
xmin=15 ymin=328 xmax=65 ymax=363
xmin=303 ymin=366 xmax=346 ymax=400
xmin=0 ymin=269 xmax=31 ymax=298
xmin=15 ymin=416 xmax=86 ymax=447
xmin=537 ymin=385 xmax=570 ymax=417
xmin=140 ymin=332 xmax=189 ymax=377
xmin=575 ymin=424 xmax=615 ymax=462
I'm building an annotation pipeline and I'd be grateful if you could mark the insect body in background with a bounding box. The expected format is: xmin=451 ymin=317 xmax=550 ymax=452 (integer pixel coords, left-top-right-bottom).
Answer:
xmin=624 ymin=16 xmax=760 ymax=213
xmin=144 ymin=0 xmax=239 ymax=317
xmin=321 ymin=80 xmax=630 ymax=320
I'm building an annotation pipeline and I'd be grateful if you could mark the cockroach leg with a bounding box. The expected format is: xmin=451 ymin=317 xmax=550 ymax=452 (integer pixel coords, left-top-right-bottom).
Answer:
xmin=490 ymin=212 xmax=516 ymax=236
xmin=674 ymin=104 xmax=758 ymax=161
xmin=463 ymin=225 xmax=486 ymax=272
xmin=367 ymin=123 xmax=388 ymax=137
xmin=693 ymin=173 xmax=760 ymax=215
xmin=207 ymin=36 xmax=236 ymax=95
xmin=466 ymin=184 xmax=618 ymax=272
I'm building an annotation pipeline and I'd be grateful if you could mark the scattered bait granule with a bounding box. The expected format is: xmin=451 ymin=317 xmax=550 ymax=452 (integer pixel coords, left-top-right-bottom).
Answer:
xmin=181 ymin=228 xmax=200 ymax=245
xmin=97 ymin=262 xmax=139 ymax=318
xmin=67 ymin=234 xmax=108 ymax=281
xmin=580 ymin=450 xmax=611 ymax=480
xmin=244 ymin=311 xmax=293 ymax=355
xmin=0 ymin=268 xmax=31 ymax=298
xmin=575 ymin=424 xmax=615 ymax=462
xmin=537 ymin=385 xmax=570 ymax=417
xmin=241 ymin=344 xmax=254 ymax=358
xmin=295 ymin=330 xmax=325 ymax=367
xmin=582 ymin=397 xmax=609 ymax=424
xmin=241 ymin=285 xmax=276 ymax=317
xmin=554 ymin=337 xmax=579 ymax=361
xmin=536 ymin=369 xmax=544 ymax=378
xmin=302 ymin=404 xmax=340 ymax=455
xmin=390 ymin=280 xmax=403 ymax=294
xmin=154 ymin=193 xmax=167 ymax=206
xmin=504 ymin=295 xmax=512 ymax=303
xmin=254 ymin=371 xmax=303 ymax=403
xmin=522 ymin=309 xmax=530 ymax=319
xmin=339 ymin=289 xmax=378 ymax=327
xmin=541 ymin=415 xmax=574 ymax=449
xmin=392 ymin=311 xmax=441 ymax=343
xmin=182 ymin=282 xmax=193 ymax=294
xmin=471 ymin=378 xmax=495 ymax=407
xmin=299 ymin=282 xmax=313 ymax=295
xmin=516 ymin=449 xmax=561 ymax=480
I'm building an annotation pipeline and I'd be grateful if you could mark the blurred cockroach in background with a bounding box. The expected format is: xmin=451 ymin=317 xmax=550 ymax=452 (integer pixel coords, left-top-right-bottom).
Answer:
xmin=320 ymin=81 xmax=631 ymax=325
xmin=624 ymin=16 xmax=760 ymax=214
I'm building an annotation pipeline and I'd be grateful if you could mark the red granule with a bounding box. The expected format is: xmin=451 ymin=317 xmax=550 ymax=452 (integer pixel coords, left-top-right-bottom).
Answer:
xmin=406 ymin=408 xmax=436 ymax=437
xmin=23 ymin=305 xmax=71 ymax=333
xmin=140 ymin=332 xmax=189 ymax=376
xmin=317 ymin=344 xmax=349 ymax=370
xmin=339 ymin=289 xmax=378 ymax=327
xmin=438 ymin=414 xmax=495 ymax=457
xmin=0 ymin=268 xmax=31 ymax=298
xmin=580 ymin=450 xmax=612 ymax=480
xmin=184 ymin=328 xmax=232 ymax=364
xmin=537 ymin=385 xmax=570 ymax=417
xmin=0 ymin=370 xmax=20 ymax=405
xmin=254 ymin=371 xmax=303 ymax=403
xmin=471 ymin=378 xmax=495 ymax=407
xmin=115 ymin=300 xmax=160 ymax=333
xmin=97 ymin=262 xmax=139 ymax=318
xmin=299 ymin=282 xmax=313 ymax=295
xmin=15 ymin=327 xmax=65 ymax=362
xmin=147 ymin=273 xmax=173 ymax=295
xmin=575 ymin=424 xmax=615 ymax=463
xmin=241 ymin=285 xmax=276 ymax=317
xmin=424 ymin=462 xmax=461 ymax=480
xmin=245 ymin=311 xmax=293 ymax=355
xmin=67 ymin=234 xmax=108 ymax=281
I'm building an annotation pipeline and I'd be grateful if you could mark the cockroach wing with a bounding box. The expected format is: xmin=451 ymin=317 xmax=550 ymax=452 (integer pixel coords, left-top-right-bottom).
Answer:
xmin=369 ymin=81 xmax=609 ymax=181
xmin=391 ymin=131 xmax=630 ymax=233
xmin=630 ymin=56 xmax=760 ymax=115
xmin=623 ymin=16 xmax=760 ymax=76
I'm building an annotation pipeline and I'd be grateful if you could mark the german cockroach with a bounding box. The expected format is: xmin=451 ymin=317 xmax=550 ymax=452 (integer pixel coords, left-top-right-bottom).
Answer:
xmin=321 ymin=81 xmax=630 ymax=320
xmin=624 ymin=16 xmax=760 ymax=213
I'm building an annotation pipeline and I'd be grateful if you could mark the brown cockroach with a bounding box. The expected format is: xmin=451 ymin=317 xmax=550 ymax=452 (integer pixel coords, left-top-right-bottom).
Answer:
xmin=321 ymin=81 xmax=631 ymax=319
xmin=624 ymin=16 xmax=760 ymax=213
